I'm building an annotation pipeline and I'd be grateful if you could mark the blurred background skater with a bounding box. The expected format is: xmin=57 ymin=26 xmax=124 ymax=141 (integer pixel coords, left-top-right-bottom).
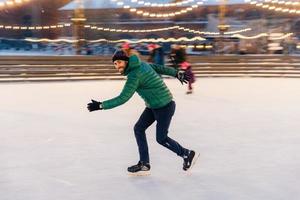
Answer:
xmin=169 ymin=44 xmax=187 ymax=69
xmin=180 ymin=61 xmax=195 ymax=94
xmin=147 ymin=43 xmax=165 ymax=66
xmin=122 ymin=42 xmax=140 ymax=57
xmin=169 ymin=44 xmax=195 ymax=94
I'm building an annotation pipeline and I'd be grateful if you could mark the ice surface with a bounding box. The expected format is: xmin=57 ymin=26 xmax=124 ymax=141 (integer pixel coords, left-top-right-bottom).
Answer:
xmin=1 ymin=78 xmax=300 ymax=200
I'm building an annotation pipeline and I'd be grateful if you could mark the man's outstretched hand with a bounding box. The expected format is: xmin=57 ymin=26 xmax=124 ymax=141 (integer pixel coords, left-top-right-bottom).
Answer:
xmin=87 ymin=99 xmax=103 ymax=112
xmin=176 ymin=70 xmax=191 ymax=84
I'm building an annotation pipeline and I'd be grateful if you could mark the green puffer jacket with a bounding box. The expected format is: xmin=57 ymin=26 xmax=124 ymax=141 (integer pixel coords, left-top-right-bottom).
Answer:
xmin=102 ymin=55 xmax=178 ymax=110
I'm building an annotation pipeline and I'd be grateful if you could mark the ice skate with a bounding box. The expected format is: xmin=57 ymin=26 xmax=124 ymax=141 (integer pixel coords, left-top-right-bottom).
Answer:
xmin=183 ymin=150 xmax=200 ymax=172
xmin=127 ymin=161 xmax=151 ymax=176
xmin=186 ymin=89 xmax=193 ymax=94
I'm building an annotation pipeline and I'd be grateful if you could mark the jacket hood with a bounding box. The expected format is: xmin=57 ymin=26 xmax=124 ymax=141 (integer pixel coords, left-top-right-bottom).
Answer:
xmin=124 ymin=55 xmax=141 ymax=75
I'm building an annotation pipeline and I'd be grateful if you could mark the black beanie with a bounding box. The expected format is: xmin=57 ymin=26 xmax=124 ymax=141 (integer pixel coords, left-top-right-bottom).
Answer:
xmin=112 ymin=50 xmax=129 ymax=62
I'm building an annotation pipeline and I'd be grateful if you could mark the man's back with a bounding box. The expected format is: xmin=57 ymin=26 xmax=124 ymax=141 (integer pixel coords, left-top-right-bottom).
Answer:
xmin=134 ymin=60 xmax=172 ymax=109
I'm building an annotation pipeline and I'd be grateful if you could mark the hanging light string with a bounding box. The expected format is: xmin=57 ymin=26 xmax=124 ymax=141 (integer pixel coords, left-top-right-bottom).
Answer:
xmin=84 ymin=25 xmax=180 ymax=33
xmin=128 ymin=3 xmax=203 ymax=18
xmin=104 ymin=36 xmax=206 ymax=43
xmin=0 ymin=21 xmax=251 ymax=35
xmin=269 ymin=32 xmax=293 ymax=40
xmin=224 ymin=28 xmax=252 ymax=34
xmin=24 ymin=32 xmax=293 ymax=43
xmin=119 ymin=0 xmax=196 ymax=7
xmin=232 ymin=32 xmax=293 ymax=39
xmin=127 ymin=3 xmax=204 ymax=18
xmin=25 ymin=36 xmax=206 ymax=43
xmin=111 ymin=0 xmax=204 ymax=18
xmin=262 ymin=0 xmax=299 ymax=6
xmin=84 ymin=24 xmax=252 ymax=35
xmin=176 ymin=26 xmax=252 ymax=35
xmin=0 ymin=23 xmax=71 ymax=30
xmin=0 ymin=0 xmax=31 ymax=9
xmin=24 ymin=38 xmax=79 ymax=43
xmin=232 ymin=33 xmax=268 ymax=39
xmin=247 ymin=0 xmax=300 ymax=14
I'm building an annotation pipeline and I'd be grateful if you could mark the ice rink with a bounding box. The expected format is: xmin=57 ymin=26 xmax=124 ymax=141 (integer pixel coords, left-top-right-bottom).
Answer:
xmin=1 ymin=78 xmax=300 ymax=200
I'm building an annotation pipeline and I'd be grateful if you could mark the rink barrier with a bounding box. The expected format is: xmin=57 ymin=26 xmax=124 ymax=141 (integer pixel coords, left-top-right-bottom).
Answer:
xmin=0 ymin=55 xmax=299 ymax=82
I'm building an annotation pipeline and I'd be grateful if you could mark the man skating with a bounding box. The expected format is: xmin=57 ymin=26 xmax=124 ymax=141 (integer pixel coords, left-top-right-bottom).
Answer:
xmin=87 ymin=50 xmax=199 ymax=175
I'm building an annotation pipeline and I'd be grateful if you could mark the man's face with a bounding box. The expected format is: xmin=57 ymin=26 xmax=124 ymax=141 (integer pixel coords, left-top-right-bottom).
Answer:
xmin=113 ymin=60 xmax=127 ymax=74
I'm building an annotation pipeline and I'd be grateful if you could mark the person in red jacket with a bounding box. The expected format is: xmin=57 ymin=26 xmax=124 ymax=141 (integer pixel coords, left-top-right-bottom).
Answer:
xmin=180 ymin=61 xmax=195 ymax=94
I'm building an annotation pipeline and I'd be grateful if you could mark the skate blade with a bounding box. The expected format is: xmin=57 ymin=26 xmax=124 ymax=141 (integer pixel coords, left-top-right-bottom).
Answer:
xmin=186 ymin=152 xmax=200 ymax=173
xmin=128 ymin=171 xmax=150 ymax=176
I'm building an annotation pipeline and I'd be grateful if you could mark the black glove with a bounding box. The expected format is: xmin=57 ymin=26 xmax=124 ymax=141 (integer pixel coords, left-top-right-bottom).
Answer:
xmin=176 ymin=70 xmax=191 ymax=84
xmin=87 ymin=99 xmax=103 ymax=112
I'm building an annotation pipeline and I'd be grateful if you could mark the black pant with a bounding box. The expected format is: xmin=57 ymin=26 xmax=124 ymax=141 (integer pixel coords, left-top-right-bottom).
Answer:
xmin=134 ymin=101 xmax=189 ymax=163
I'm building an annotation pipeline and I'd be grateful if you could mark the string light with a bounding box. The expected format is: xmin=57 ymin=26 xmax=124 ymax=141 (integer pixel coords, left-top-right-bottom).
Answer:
xmin=269 ymin=32 xmax=293 ymax=40
xmin=0 ymin=23 xmax=71 ymax=30
xmin=109 ymin=36 xmax=206 ymax=43
xmin=180 ymin=44 xmax=213 ymax=49
xmin=25 ymin=38 xmax=79 ymax=43
xmin=25 ymin=36 xmax=206 ymax=44
xmin=91 ymin=36 xmax=207 ymax=43
xmin=224 ymin=28 xmax=252 ymax=34
xmin=247 ymin=0 xmax=300 ymax=14
xmin=232 ymin=32 xmax=293 ymax=39
xmin=84 ymin=24 xmax=252 ymax=35
xmin=176 ymin=26 xmax=219 ymax=35
xmin=84 ymin=25 xmax=180 ymax=33
xmin=263 ymin=0 xmax=299 ymax=6
xmin=176 ymin=26 xmax=251 ymax=35
xmin=24 ymin=32 xmax=294 ymax=43
xmin=0 ymin=22 xmax=251 ymax=36
xmin=232 ymin=33 xmax=268 ymax=39
xmin=0 ymin=0 xmax=31 ymax=9
xmin=116 ymin=0 xmax=197 ymax=7
xmin=111 ymin=0 xmax=204 ymax=18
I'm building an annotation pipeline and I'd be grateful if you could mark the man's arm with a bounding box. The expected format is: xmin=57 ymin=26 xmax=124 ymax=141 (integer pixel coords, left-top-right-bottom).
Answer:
xmin=101 ymin=74 xmax=139 ymax=110
xmin=150 ymin=63 xmax=191 ymax=85
xmin=149 ymin=63 xmax=177 ymax=77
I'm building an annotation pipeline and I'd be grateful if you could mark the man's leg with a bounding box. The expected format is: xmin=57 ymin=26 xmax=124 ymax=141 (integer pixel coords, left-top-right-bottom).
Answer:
xmin=134 ymin=107 xmax=155 ymax=163
xmin=153 ymin=101 xmax=189 ymax=157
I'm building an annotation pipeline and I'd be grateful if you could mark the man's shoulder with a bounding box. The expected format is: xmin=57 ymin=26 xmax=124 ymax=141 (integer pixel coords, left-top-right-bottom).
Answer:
xmin=139 ymin=61 xmax=156 ymax=72
xmin=127 ymin=66 xmax=142 ymax=78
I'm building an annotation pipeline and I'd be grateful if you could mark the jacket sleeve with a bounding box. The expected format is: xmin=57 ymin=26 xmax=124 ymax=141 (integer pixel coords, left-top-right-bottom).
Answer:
xmin=149 ymin=63 xmax=177 ymax=77
xmin=102 ymin=73 xmax=139 ymax=110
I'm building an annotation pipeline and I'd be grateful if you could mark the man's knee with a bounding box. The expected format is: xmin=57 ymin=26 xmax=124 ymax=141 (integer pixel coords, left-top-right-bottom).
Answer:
xmin=156 ymin=136 xmax=167 ymax=145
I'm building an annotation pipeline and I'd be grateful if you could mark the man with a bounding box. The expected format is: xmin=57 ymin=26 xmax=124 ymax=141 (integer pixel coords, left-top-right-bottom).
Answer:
xmin=87 ymin=50 xmax=199 ymax=175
